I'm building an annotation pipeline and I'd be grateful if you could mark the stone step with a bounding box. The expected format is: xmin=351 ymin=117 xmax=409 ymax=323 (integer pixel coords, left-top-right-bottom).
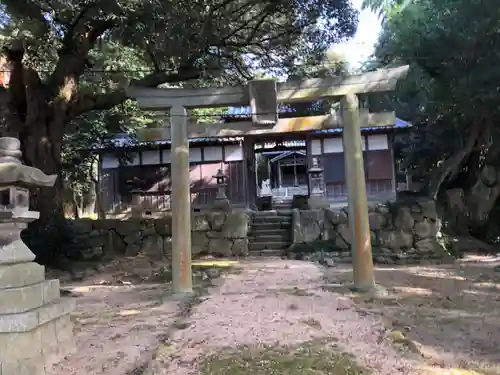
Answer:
xmin=253 ymin=210 xmax=293 ymax=217
xmin=249 ymin=234 xmax=290 ymax=243
xmin=248 ymin=228 xmax=290 ymax=236
xmin=252 ymin=216 xmax=292 ymax=224
xmin=250 ymin=223 xmax=291 ymax=231
xmin=272 ymin=201 xmax=293 ymax=206
xmin=248 ymin=241 xmax=290 ymax=251
xmin=273 ymin=205 xmax=292 ymax=210
xmin=248 ymin=249 xmax=283 ymax=256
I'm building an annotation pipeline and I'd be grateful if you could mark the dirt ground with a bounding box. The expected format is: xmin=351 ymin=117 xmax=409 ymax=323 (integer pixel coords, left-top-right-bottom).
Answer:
xmin=325 ymin=255 xmax=500 ymax=375
xmin=45 ymin=256 xmax=500 ymax=375
xmin=46 ymin=282 xmax=180 ymax=375
xmin=46 ymin=258 xmax=417 ymax=375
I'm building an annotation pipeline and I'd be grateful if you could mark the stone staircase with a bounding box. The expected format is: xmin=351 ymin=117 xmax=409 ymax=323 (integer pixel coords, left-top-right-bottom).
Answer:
xmin=272 ymin=198 xmax=293 ymax=211
xmin=248 ymin=210 xmax=293 ymax=255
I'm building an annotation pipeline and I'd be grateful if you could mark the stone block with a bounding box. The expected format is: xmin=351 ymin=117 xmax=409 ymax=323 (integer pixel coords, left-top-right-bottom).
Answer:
xmin=0 ymin=262 xmax=45 ymax=289
xmin=207 ymin=211 xmax=226 ymax=231
xmin=231 ymin=238 xmax=249 ymax=256
xmin=40 ymin=320 xmax=58 ymax=357
xmin=0 ymin=325 xmax=43 ymax=362
xmin=44 ymin=315 xmax=76 ymax=369
xmin=393 ymin=207 xmax=415 ymax=231
xmin=0 ymin=239 xmax=36 ymax=265
xmin=222 ymin=211 xmax=249 ymax=238
xmin=0 ymin=306 xmax=74 ymax=374
xmin=414 ymin=220 xmax=438 ymax=239
xmin=368 ymin=212 xmax=387 ymax=230
xmin=55 ymin=315 xmax=74 ymax=345
xmin=1 ymin=355 xmax=45 ymax=375
xmin=37 ymin=298 xmax=75 ymax=328
xmin=0 ymin=298 xmax=75 ymax=333
xmin=293 ymin=210 xmax=324 ymax=243
xmin=0 ymin=315 xmax=74 ymax=374
xmin=208 ymin=238 xmax=232 ymax=256
xmin=0 ymin=279 xmax=60 ymax=314
xmin=139 ymin=235 xmax=164 ymax=260
xmin=192 ymin=214 xmax=210 ymax=231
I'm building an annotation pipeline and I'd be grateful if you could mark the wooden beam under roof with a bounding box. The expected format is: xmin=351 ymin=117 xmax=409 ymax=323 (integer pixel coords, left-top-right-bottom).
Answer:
xmin=127 ymin=65 xmax=409 ymax=109
xmin=136 ymin=111 xmax=396 ymax=141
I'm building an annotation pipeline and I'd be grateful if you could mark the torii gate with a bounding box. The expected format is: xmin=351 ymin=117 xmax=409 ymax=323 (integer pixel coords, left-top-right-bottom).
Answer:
xmin=128 ymin=66 xmax=409 ymax=295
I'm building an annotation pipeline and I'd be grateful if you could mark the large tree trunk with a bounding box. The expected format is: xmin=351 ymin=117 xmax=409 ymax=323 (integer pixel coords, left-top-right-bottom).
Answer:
xmin=19 ymin=128 xmax=65 ymax=219
xmin=465 ymin=160 xmax=500 ymax=229
xmin=0 ymin=43 xmax=65 ymax=219
xmin=442 ymin=143 xmax=500 ymax=234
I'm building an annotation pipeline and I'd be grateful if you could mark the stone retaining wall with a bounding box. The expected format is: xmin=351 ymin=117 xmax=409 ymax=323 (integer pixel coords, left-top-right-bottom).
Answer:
xmin=290 ymin=198 xmax=449 ymax=264
xmin=71 ymin=210 xmax=250 ymax=261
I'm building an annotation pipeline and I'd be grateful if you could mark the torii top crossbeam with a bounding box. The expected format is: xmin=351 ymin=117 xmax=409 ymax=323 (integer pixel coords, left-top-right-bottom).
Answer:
xmin=127 ymin=65 xmax=409 ymax=109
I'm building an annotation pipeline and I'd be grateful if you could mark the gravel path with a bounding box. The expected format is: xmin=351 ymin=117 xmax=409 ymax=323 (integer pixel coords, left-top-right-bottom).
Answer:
xmin=153 ymin=259 xmax=421 ymax=375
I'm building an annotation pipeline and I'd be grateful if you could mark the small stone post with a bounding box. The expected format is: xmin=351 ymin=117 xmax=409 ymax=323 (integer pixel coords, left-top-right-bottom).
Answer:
xmin=0 ymin=137 xmax=75 ymax=375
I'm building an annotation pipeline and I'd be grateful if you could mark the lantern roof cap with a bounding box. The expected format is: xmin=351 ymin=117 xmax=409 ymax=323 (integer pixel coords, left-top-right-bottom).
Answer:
xmin=0 ymin=137 xmax=57 ymax=188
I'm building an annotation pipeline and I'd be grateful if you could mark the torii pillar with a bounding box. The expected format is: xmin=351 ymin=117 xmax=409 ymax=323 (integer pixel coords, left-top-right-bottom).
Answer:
xmin=341 ymin=94 xmax=375 ymax=291
xmin=169 ymin=104 xmax=192 ymax=294
xmin=125 ymin=97 xmax=193 ymax=295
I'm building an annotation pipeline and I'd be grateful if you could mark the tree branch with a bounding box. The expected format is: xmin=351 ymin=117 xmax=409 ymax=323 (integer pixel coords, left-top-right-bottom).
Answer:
xmin=69 ymin=88 xmax=126 ymax=120
xmin=131 ymin=64 xmax=202 ymax=88
xmin=48 ymin=14 xmax=118 ymax=99
xmin=426 ymin=125 xmax=483 ymax=199
xmin=71 ymin=64 xmax=203 ymax=117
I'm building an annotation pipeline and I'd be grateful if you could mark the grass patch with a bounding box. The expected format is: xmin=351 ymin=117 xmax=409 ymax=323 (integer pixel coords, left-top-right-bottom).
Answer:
xmin=200 ymin=341 xmax=368 ymax=375
xmin=301 ymin=317 xmax=322 ymax=329
xmin=282 ymin=287 xmax=314 ymax=297
xmin=172 ymin=319 xmax=191 ymax=330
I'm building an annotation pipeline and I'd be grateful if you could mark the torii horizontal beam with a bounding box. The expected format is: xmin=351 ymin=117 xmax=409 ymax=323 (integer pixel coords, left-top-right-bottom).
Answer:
xmin=127 ymin=65 xmax=409 ymax=109
xmin=136 ymin=111 xmax=396 ymax=141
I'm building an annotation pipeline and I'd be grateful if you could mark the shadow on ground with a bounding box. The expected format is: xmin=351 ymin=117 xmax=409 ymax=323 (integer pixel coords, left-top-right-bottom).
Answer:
xmin=324 ymin=257 xmax=500 ymax=374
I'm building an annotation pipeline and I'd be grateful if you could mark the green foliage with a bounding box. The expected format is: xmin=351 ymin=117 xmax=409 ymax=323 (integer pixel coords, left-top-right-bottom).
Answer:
xmin=362 ymin=0 xmax=415 ymax=22
xmin=437 ymin=232 xmax=462 ymax=259
xmin=286 ymin=49 xmax=350 ymax=116
xmin=371 ymin=0 xmax=500 ymax=189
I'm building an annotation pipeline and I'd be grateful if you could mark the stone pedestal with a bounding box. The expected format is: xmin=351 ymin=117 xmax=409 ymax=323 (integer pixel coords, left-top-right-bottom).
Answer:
xmin=0 ymin=137 xmax=75 ymax=375
xmin=213 ymin=197 xmax=231 ymax=212
xmin=0 ymin=221 xmax=75 ymax=375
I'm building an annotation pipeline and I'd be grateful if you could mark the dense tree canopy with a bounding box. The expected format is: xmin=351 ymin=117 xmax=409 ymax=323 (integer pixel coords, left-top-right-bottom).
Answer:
xmin=371 ymin=0 xmax=500 ymax=237
xmin=361 ymin=0 xmax=413 ymax=21
xmin=0 ymin=0 xmax=359 ymax=217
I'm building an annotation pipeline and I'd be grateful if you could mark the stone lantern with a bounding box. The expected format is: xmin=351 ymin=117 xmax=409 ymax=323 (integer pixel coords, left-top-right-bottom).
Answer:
xmin=0 ymin=137 xmax=75 ymax=374
xmin=308 ymin=157 xmax=325 ymax=196
xmin=213 ymin=168 xmax=231 ymax=211
xmin=213 ymin=168 xmax=228 ymax=199
xmin=307 ymin=157 xmax=329 ymax=209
